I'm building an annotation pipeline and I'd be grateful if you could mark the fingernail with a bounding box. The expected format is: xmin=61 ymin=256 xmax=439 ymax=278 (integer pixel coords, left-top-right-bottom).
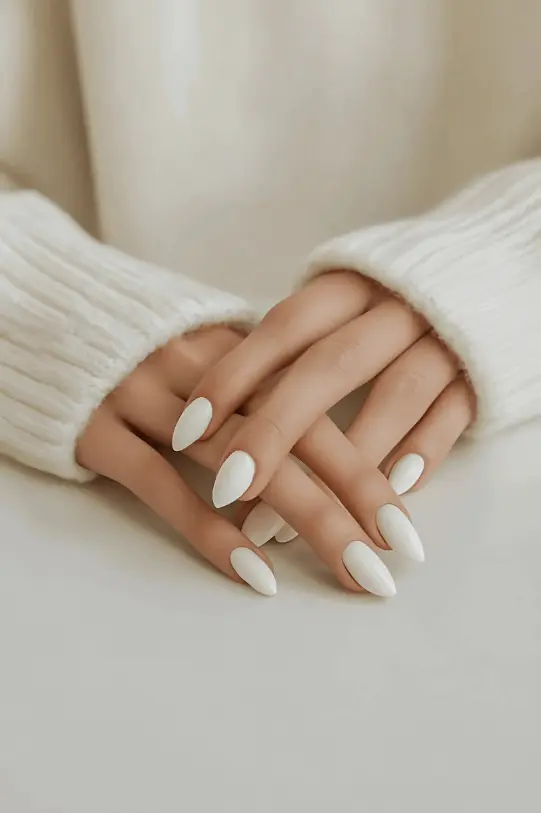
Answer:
xmin=230 ymin=548 xmax=277 ymax=596
xmin=388 ymin=453 xmax=424 ymax=495
xmin=342 ymin=541 xmax=396 ymax=597
xmin=376 ymin=504 xmax=425 ymax=563
xmin=274 ymin=523 xmax=298 ymax=543
xmin=172 ymin=397 xmax=213 ymax=451
xmin=242 ymin=503 xmax=285 ymax=547
xmin=213 ymin=451 xmax=256 ymax=508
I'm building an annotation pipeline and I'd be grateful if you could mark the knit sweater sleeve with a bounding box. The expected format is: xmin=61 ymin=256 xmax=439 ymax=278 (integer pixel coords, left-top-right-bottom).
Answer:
xmin=304 ymin=159 xmax=541 ymax=437
xmin=0 ymin=178 xmax=256 ymax=481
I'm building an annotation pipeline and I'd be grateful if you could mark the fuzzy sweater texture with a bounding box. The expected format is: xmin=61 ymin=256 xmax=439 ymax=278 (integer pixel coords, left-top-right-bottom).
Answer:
xmin=1 ymin=1 xmax=540 ymax=480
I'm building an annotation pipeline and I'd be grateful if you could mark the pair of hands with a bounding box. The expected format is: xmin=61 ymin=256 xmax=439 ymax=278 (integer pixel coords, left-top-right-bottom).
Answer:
xmin=77 ymin=271 xmax=474 ymax=597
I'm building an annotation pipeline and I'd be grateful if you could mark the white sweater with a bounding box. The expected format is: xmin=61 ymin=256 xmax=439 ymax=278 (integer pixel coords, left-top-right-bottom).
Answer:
xmin=1 ymin=0 xmax=540 ymax=481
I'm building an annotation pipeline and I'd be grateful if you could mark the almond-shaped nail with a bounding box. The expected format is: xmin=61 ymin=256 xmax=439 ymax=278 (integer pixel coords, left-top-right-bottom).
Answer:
xmin=274 ymin=523 xmax=298 ymax=543
xmin=213 ymin=451 xmax=256 ymax=508
xmin=230 ymin=548 xmax=277 ymax=596
xmin=172 ymin=397 xmax=213 ymax=451
xmin=388 ymin=453 xmax=424 ymax=495
xmin=342 ymin=541 xmax=396 ymax=597
xmin=242 ymin=503 xmax=285 ymax=547
xmin=376 ymin=504 xmax=425 ymax=563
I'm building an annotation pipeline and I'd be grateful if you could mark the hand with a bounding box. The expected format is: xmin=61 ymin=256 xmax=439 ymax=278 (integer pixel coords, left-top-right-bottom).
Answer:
xmin=76 ymin=325 xmax=403 ymax=597
xmin=173 ymin=271 xmax=474 ymax=508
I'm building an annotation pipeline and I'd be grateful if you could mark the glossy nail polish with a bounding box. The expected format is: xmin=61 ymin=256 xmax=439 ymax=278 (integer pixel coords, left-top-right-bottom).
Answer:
xmin=172 ymin=397 xmax=213 ymax=451
xmin=342 ymin=541 xmax=396 ymax=597
xmin=230 ymin=548 xmax=277 ymax=596
xmin=388 ymin=453 xmax=424 ymax=495
xmin=242 ymin=503 xmax=285 ymax=547
xmin=274 ymin=523 xmax=298 ymax=543
xmin=213 ymin=451 xmax=256 ymax=508
xmin=376 ymin=504 xmax=425 ymax=563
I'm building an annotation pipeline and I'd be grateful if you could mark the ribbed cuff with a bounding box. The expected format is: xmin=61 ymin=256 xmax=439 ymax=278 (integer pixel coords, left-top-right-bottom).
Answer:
xmin=305 ymin=160 xmax=541 ymax=436
xmin=0 ymin=190 xmax=257 ymax=481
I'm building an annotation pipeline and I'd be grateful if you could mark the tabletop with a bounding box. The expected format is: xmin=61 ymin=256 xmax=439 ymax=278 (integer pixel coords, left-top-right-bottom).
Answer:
xmin=0 ymin=414 xmax=539 ymax=813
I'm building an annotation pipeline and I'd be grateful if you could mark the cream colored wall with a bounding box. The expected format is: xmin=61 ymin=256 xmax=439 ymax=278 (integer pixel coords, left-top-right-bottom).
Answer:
xmin=2 ymin=1 xmax=541 ymax=300
xmin=0 ymin=0 xmax=95 ymax=232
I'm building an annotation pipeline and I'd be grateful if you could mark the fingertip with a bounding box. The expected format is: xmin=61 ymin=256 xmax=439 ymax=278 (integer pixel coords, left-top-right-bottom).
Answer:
xmin=274 ymin=523 xmax=298 ymax=543
xmin=230 ymin=547 xmax=277 ymax=596
xmin=212 ymin=451 xmax=257 ymax=508
xmin=241 ymin=502 xmax=285 ymax=547
xmin=342 ymin=541 xmax=397 ymax=597
xmin=172 ymin=397 xmax=213 ymax=451
xmin=388 ymin=453 xmax=425 ymax=495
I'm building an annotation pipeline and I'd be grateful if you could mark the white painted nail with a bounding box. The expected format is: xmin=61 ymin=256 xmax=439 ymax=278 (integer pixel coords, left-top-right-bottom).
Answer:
xmin=172 ymin=397 xmax=213 ymax=451
xmin=242 ymin=503 xmax=285 ymax=547
xmin=376 ymin=504 xmax=425 ymax=563
xmin=213 ymin=451 xmax=256 ymax=508
xmin=274 ymin=523 xmax=298 ymax=543
xmin=230 ymin=548 xmax=277 ymax=596
xmin=342 ymin=541 xmax=396 ymax=597
xmin=388 ymin=453 xmax=424 ymax=495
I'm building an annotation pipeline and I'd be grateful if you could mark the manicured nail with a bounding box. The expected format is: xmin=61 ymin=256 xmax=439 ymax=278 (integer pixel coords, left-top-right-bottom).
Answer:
xmin=230 ymin=548 xmax=277 ymax=596
xmin=172 ymin=397 xmax=213 ymax=451
xmin=213 ymin=451 xmax=256 ymax=508
xmin=274 ymin=523 xmax=298 ymax=543
xmin=242 ymin=503 xmax=285 ymax=547
xmin=376 ymin=504 xmax=425 ymax=563
xmin=388 ymin=453 xmax=424 ymax=495
xmin=342 ymin=541 xmax=396 ymax=597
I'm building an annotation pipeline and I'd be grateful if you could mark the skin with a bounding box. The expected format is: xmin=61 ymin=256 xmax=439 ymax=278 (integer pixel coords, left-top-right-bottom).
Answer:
xmin=184 ymin=271 xmax=475 ymax=501
xmin=77 ymin=268 xmax=474 ymax=594
xmin=77 ymin=327 xmax=404 ymax=593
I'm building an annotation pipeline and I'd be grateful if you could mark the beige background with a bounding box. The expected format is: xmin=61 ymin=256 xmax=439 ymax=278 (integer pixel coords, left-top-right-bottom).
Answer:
xmin=2 ymin=1 xmax=541 ymax=299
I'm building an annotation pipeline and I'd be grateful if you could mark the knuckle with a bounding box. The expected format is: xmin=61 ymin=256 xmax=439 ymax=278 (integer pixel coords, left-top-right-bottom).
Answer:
xmin=315 ymin=335 xmax=361 ymax=377
xmin=160 ymin=337 xmax=189 ymax=367
xmin=261 ymin=300 xmax=297 ymax=336
xmin=111 ymin=374 xmax=136 ymax=405
xmin=255 ymin=412 xmax=288 ymax=445
xmin=309 ymin=504 xmax=340 ymax=541
xmin=160 ymin=337 xmax=210 ymax=391
xmin=384 ymin=368 xmax=429 ymax=401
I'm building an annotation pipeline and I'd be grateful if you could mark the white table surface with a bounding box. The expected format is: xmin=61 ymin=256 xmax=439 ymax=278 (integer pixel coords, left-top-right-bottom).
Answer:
xmin=0 ymin=416 xmax=540 ymax=813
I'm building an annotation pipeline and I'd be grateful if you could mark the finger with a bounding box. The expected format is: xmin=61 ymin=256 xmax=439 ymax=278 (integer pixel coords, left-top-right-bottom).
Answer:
xmin=259 ymin=453 xmax=397 ymax=596
xmin=113 ymin=349 xmax=422 ymax=561
xmin=111 ymin=361 xmax=404 ymax=574
xmin=346 ymin=335 xmax=459 ymax=464
xmin=235 ymin=500 xmax=287 ymax=548
xmin=235 ymin=409 xmax=426 ymax=563
xmin=212 ymin=297 xmax=427 ymax=506
xmin=383 ymin=377 xmax=475 ymax=495
xmin=158 ymin=327 xmax=245 ymax=398
xmin=113 ymin=379 xmax=397 ymax=591
xmin=115 ymin=371 xmax=397 ymax=592
xmin=115 ymin=373 xmax=291 ymax=548
xmin=171 ymin=272 xmax=374 ymax=450
xmin=112 ymin=365 xmax=184 ymax=444
xmin=90 ymin=374 xmax=397 ymax=593
xmin=83 ymin=410 xmax=277 ymax=596
xmin=293 ymin=418 xmax=426 ymax=563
